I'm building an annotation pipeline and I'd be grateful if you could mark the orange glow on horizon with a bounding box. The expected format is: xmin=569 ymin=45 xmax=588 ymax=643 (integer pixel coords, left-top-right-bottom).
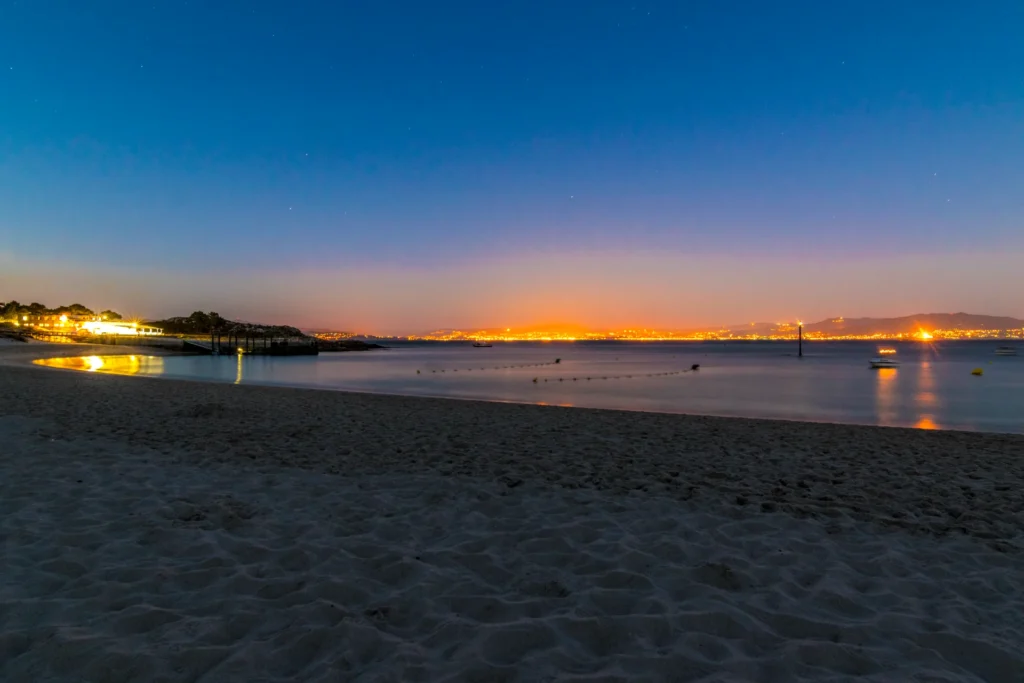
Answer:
xmin=389 ymin=323 xmax=1017 ymax=343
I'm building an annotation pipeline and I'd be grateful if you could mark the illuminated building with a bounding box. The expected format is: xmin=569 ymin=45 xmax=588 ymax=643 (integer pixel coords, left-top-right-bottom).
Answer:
xmin=22 ymin=314 xmax=162 ymax=336
xmin=80 ymin=321 xmax=162 ymax=336
xmin=24 ymin=313 xmax=91 ymax=329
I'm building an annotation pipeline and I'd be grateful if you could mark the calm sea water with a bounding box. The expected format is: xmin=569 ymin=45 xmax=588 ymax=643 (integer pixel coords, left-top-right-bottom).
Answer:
xmin=36 ymin=341 xmax=1024 ymax=433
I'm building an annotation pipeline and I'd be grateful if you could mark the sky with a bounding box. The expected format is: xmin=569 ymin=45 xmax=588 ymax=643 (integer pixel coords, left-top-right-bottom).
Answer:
xmin=1 ymin=1 xmax=1022 ymax=334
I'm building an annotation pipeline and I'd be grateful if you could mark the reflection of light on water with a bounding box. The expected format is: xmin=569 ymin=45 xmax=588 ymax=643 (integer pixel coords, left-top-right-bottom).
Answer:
xmin=916 ymin=360 xmax=938 ymax=409
xmin=235 ymin=353 xmax=243 ymax=385
xmin=874 ymin=367 xmax=897 ymax=426
xmin=874 ymin=360 xmax=943 ymax=430
xmin=34 ymin=355 xmax=164 ymax=376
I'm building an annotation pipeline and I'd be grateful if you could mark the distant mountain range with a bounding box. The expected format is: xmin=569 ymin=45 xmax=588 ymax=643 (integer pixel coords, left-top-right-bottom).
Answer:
xmin=311 ymin=313 xmax=1024 ymax=340
xmin=408 ymin=313 xmax=1024 ymax=340
xmin=720 ymin=313 xmax=1024 ymax=336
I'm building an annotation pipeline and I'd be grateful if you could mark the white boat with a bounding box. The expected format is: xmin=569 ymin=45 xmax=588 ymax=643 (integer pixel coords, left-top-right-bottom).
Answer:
xmin=869 ymin=357 xmax=900 ymax=368
xmin=995 ymin=346 xmax=1017 ymax=356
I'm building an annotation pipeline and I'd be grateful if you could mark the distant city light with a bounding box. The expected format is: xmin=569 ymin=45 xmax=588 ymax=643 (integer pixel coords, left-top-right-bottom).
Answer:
xmin=394 ymin=325 xmax=1016 ymax=343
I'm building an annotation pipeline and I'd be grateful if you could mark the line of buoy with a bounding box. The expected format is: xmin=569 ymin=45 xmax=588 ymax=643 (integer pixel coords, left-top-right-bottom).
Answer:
xmin=418 ymin=359 xmax=564 ymax=375
xmin=532 ymin=368 xmax=696 ymax=383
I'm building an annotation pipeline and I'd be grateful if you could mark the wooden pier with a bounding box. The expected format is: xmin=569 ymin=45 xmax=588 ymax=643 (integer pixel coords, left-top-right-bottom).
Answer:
xmin=184 ymin=337 xmax=319 ymax=356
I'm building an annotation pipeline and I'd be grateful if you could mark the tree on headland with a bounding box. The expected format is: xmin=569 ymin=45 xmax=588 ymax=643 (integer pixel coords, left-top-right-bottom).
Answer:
xmin=177 ymin=311 xmax=228 ymax=331
xmin=0 ymin=301 xmax=38 ymax=321
xmin=0 ymin=301 xmax=20 ymax=320
xmin=151 ymin=311 xmax=276 ymax=336
xmin=54 ymin=303 xmax=95 ymax=316
xmin=1 ymin=301 xmax=110 ymax=321
xmin=99 ymin=310 xmax=123 ymax=320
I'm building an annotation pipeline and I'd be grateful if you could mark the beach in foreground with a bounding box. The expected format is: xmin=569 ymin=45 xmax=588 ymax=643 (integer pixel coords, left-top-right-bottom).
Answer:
xmin=2 ymin=343 xmax=1023 ymax=681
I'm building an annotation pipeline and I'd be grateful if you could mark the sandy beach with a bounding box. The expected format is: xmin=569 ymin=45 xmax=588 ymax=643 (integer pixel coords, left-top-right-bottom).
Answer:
xmin=2 ymin=343 xmax=1023 ymax=681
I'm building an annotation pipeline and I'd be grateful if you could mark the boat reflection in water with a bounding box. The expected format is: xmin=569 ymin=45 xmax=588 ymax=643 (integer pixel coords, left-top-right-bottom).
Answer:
xmin=33 ymin=355 xmax=166 ymax=376
xmin=874 ymin=366 xmax=898 ymax=426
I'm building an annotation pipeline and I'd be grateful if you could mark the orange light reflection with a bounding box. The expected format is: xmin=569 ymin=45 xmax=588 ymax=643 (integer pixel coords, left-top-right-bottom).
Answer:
xmin=33 ymin=355 xmax=164 ymax=376
xmin=916 ymin=361 xmax=937 ymax=407
xmin=874 ymin=367 xmax=898 ymax=426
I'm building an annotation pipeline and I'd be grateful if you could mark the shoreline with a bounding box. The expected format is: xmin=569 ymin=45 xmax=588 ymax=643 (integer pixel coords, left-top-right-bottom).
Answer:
xmin=10 ymin=342 xmax=1024 ymax=436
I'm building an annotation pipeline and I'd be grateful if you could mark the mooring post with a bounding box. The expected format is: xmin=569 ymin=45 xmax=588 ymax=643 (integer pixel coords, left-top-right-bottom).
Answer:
xmin=798 ymin=323 xmax=803 ymax=358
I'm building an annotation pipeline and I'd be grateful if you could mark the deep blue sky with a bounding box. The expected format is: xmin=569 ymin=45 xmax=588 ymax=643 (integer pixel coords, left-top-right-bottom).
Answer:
xmin=2 ymin=1 xmax=1022 ymax=331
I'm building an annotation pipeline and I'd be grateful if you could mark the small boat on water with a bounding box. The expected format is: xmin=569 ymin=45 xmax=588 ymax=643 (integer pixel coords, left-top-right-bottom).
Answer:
xmin=870 ymin=357 xmax=900 ymax=369
xmin=995 ymin=346 xmax=1018 ymax=356
xmin=472 ymin=342 xmax=492 ymax=348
